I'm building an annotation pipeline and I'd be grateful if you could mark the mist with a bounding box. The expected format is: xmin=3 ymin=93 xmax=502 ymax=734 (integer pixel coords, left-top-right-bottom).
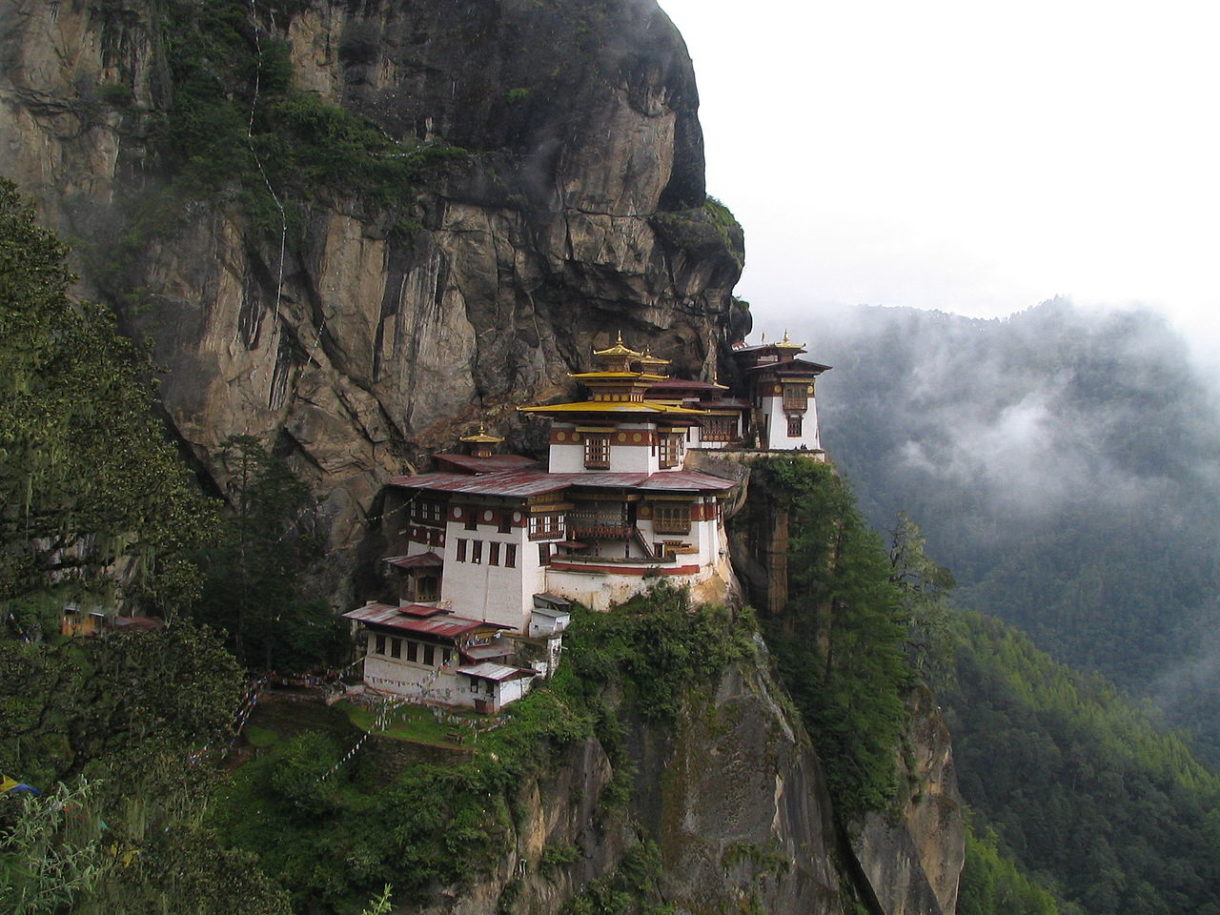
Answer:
xmin=760 ymin=300 xmax=1220 ymax=756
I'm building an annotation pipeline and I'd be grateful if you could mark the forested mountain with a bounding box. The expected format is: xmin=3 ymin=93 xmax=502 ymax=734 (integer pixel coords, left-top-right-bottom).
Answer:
xmin=783 ymin=301 xmax=1220 ymax=757
xmin=943 ymin=611 xmax=1220 ymax=915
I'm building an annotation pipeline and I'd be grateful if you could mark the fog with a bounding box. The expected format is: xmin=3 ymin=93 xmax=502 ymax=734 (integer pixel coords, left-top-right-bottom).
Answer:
xmin=756 ymin=300 xmax=1220 ymax=754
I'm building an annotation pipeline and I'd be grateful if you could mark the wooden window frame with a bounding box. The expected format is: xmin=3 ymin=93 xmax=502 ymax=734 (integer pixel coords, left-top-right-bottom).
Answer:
xmin=584 ymin=433 xmax=611 ymax=469
xmin=652 ymin=503 xmax=692 ymax=534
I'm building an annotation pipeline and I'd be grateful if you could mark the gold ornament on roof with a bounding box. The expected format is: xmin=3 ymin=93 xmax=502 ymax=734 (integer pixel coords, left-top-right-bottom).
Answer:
xmin=593 ymin=330 xmax=644 ymax=360
xmin=460 ymin=423 xmax=504 ymax=444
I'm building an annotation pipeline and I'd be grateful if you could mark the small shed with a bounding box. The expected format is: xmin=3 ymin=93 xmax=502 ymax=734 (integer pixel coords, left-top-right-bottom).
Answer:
xmin=456 ymin=663 xmax=537 ymax=714
xmin=529 ymin=593 xmax=572 ymax=638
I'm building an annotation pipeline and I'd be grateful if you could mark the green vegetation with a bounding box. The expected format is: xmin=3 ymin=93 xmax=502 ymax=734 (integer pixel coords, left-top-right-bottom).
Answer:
xmin=105 ymin=0 xmax=463 ymax=268
xmin=209 ymin=587 xmax=752 ymax=911
xmin=190 ymin=435 xmax=347 ymax=671
xmin=939 ymin=611 xmax=1220 ymax=914
xmin=806 ymin=301 xmax=1220 ymax=756
xmin=0 ymin=624 xmax=289 ymax=914
xmin=558 ymin=841 xmax=674 ymax=915
xmin=0 ymin=179 xmax=215 ymax=624
xmin=745 ymin=458 xmax=914 ymax=820
xmin=648 ymin=196 xmax=744 ymax=269
xmin=958 ymin=822 xmax=1060 ymax=915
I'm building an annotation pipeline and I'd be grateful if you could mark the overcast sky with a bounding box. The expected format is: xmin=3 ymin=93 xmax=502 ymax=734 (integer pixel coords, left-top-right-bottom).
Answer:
xmin=657 ymin=0 xmax=1220 ymax=352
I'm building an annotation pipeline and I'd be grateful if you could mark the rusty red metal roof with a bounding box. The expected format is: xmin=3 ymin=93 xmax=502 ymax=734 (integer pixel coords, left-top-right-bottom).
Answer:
xmin=389 ymin=469 xmax=572 ymax=497
xmin=384 ymin=552 xmax=444 ymax=569
xmin=432 ymin=453 xmax=540 ymax=474
xmin=744 ymin=358 xmax=831 ymax=374
xmin=390 ymin=467 xmax=736 ymax=498
xmin=342 ymin=602 xmax=502 ymax=638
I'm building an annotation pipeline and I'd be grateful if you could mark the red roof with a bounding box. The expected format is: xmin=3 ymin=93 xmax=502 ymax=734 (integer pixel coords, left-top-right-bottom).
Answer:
xmin=389 ymin=468 xmax=736 ymax=498
xmin=389 ymin=469 xmax=572 ymax=498
xmin=342 ymin=602 xmax=502 ymax=639
xmin=744 ymin=357 xmax=831 ymax=374
xmin=432 ymin=453 xmax=540 ymax=475
xmin=385 ymin=552 xmax=444 ymax=569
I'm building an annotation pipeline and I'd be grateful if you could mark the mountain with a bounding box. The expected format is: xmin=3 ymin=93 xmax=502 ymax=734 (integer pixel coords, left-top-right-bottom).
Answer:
xmin=783 ymin=301 xmax=1220 ymax=754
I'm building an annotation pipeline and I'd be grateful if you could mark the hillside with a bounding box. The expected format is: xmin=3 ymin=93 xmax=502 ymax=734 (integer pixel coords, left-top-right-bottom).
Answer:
xmin=782 ymin=302 xmax=1220 ymax=756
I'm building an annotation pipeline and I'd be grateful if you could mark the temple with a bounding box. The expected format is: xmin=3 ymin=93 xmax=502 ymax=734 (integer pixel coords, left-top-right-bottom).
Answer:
xmin=345 ymin=331 xmax=830 ymax=707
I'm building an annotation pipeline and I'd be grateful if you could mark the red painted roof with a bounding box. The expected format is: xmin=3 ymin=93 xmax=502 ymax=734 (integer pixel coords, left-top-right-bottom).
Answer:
xmin=389 ymin=469 xmax=572 ymax=498
xmin=390 ymin=467 xmax=736 ymax=498
xmin=744 ymin=357 xmax=831 ymax=374
xmin=342 ymin=603 xmax=501 ymax=639
xmin=384 ymin=552 xmax=444 ymax=569
xmin=432 ymin=453 xmax=540 ymax=474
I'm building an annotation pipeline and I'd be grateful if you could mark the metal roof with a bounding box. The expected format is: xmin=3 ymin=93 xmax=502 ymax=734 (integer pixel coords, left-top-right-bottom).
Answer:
xmin=390 ymin=467 xmax=736 ymax=498
xmin=744 ymin=358 xmax=831 ymax=374
xmin=342 ymin=602 xmax=500 ymax=638
xmin=384 ymin=552 xmax=444 ymax=569
xmin=389 ymin=469 xmax=572 ymax=497
xmin=456 ymin=662 xmax=536 ymax=682
xmin=432 ymin=453 xmax=539 ymax=474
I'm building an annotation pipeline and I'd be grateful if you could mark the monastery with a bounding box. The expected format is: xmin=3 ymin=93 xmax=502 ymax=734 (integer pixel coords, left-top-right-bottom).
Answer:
xmin=344 ymin=333 xmax=830 ymax=711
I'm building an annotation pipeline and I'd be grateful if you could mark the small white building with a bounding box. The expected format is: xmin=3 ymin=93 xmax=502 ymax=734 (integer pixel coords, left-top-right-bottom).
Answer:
xmin=343 ymin=601 xmax=538 ymax=710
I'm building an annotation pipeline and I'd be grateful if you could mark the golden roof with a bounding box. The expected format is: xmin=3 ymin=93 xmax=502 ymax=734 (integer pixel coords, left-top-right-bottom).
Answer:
xmin=638 ymin=347 xmax=670 ymax=369
xmin=776 ymin=330 xmax=804 ymax=350
xmin=460 ymin=424 xmax=504 ymax=444
xmin=569 ymin=371 xmax=669 ymax=382
xmin=518 ymin=401 xmax=706 ymax=415
xmin=592 ymin=331 xmax=644 ymax=360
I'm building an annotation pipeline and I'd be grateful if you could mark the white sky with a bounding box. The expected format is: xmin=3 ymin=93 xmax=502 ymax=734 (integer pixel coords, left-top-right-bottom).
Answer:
xmin=657 ymin=0 xmax=1220 ymax=350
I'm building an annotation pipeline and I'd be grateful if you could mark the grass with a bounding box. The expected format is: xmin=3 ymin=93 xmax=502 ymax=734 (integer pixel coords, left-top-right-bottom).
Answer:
xmin=334 ymin=700 xmax=480 ymax=747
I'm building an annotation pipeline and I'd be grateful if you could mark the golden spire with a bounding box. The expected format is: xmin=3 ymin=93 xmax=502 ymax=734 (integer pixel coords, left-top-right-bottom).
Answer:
xmin=460 ymin=423 xmax=504 ymax=444
xmin=593 ymin=330 xmax=644 ymax=360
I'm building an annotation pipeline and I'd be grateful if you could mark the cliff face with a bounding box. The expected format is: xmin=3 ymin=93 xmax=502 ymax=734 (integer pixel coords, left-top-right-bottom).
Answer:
xmin=0 ymin=0 xmax=743 ymax=598
xmin=395 ymin=638 xmax=960 ymax=915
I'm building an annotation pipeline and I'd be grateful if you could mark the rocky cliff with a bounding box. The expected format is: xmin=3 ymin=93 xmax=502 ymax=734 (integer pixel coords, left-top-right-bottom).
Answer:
xmin=412 ymin=636 xmax=956 ymax=915
xmin=0 ymin=0 xmax=745 ymax=600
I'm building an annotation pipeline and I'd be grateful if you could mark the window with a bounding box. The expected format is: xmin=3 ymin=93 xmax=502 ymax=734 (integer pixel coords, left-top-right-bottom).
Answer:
xmin=415 ymin=575 xmax=438 ymax=602
xmin=538 ymin=543 xmax=552 ymax=565
xmin=389 ymin=638 xmax=401 ymax=659
xmin=787 ymin=415 xmax=803 ymax=438
xmin=423 ymin=645 xmax=435 ymax=666
xmin=471 ymin=540 xmax=482 ymax=564
xmin=658 ymin=432 xmax=683 ymax=468
xmin=464 ymin=513 xmax=478 ymax=531
xmin=413 ymin=500 xmax=444 ymax=526
xmin=489 ymin=541 xmax=500 ymax=566
xmin=456 ymin=539 xmax=467 ymax=562
xmin=505 ymin=543 xmax=517 ymax=568
xmin=584 ymin=433 xmax=610 ymax=469
xmin=529 ymin=513 xmax=565 ymax=540
xmin=498 ymin=514 xmax=512 ymax=534
xmin=442 ymin=648 xmax=453 ymax=666
xmin=703 ymin=415 xmax=736 ymax=442
xmin=782 ymin=384 xmax=808 ymax=411
xmin=652 ymin=502 xmax=691 ymax=534
xmin=374 ymin=634 xmax=386 ymax=655
xmin=407 ymin=641 xmax=418 ymax=663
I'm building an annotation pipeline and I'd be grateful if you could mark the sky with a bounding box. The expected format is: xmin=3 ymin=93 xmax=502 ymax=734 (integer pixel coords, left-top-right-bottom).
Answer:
xmin=656 ymin=0 xmax=1220 ymax=351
